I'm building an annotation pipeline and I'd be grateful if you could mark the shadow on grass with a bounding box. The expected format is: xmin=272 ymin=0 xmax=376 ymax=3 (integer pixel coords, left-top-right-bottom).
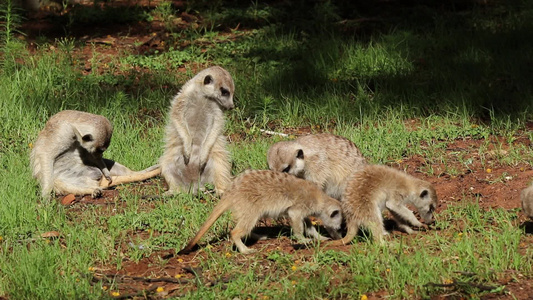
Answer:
xmin=12 ymin=0 xmax=533 ymax=119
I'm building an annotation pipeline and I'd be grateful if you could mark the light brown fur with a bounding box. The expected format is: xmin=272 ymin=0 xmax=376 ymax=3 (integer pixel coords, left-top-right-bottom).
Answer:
xmin=331 ymin=165 xmax=438 ymax=245
xmin=179 ymin=170 xmax=343 ymax=254
xmin=160 ymin=66 xmax=234 ymax=196
xmin=521 ymin=182 xmax=533 ymax=219
xmin=267 ymin=133 xmax=367 ymax=200
xmin=30 ymin=110 xmax=160 ymax=200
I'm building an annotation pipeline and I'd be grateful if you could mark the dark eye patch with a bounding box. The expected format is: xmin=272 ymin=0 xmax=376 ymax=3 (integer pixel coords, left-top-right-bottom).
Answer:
xmin=282 ymin=166 xmax=291 ymax=173
xmin=221 ymin=87 xmax=230 ymax=97
xmin=428 ymin=204 xmax=435 ymax=213
xmin=330 ymin=210 xmax=340 ymax=218
xmin=204 ymin=75 xmax=213 ymax=85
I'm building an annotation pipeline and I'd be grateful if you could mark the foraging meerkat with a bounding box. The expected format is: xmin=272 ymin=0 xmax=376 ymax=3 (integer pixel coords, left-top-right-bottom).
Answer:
xmin=267 ymin=133 xmax=367 ymax=200
xmin=521 ymin=182 xmax=533 ymax=219
xmin=179 ymin=170 xmax=343 ymax=254
xmin=160 ymin=66 xmax=234 ymax=196
xmin=330 ymin=164 xmax=438 ymax=245
xmin=30 ymin=110 xmax=161 ymax=200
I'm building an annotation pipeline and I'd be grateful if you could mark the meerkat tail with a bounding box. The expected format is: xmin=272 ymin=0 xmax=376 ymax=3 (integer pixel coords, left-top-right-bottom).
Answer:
xmin=100 ymin=167 xmax=162 ymax=188
xmin=328 ymin=223 xmax=359 ymax=246
xmin=178 ymin=199 xmax=232 ymax=254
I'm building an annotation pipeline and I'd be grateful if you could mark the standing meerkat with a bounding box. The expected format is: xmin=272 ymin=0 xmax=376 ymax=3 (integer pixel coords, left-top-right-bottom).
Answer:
xmin=160 ymin=66 xmax=234 ymax=196
xmin=267 ymin=133 xmax=367 ymax=200
xmin=30 ymin=110 xmax=161 ymax=200
xmin=330 ymin=164 xmax=438 ymax=245
xmin=521 ymin=182 xmax=533 ymax=219
xmin=178 ymin=170 xmax=343 ymax=254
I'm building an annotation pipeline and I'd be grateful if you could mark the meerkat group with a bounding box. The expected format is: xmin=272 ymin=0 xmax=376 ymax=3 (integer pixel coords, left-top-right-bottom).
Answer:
xmin=30 ymin=65 xmax=532 ymax=255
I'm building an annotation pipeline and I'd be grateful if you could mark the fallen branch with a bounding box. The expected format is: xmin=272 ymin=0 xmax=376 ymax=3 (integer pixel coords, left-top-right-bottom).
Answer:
xmin=426 ymin=281 xmax=505 ymax=292
xmin=260 ymin=129 xmax=289 ymax=137
xmin=93 ymin=273 xmax=190 ymax=285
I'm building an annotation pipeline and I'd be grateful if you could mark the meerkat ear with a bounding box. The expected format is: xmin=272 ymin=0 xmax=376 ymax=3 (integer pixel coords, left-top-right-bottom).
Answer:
xmin=330 ymin=210 xmax=340 ymax=219
xmin=296 ymin=149 xmax=304 ymax=159
xmin=420 ymin=189 xmax=429 ymax=198
xmin=82 ymin=134 xmax=93 ymax=142
xmin=204 ymin=75 xmax=213 ymax=85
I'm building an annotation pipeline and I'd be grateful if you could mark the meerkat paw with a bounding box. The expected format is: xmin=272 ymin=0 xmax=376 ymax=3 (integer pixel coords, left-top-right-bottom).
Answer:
xmin=295 ymin=237 xmax=313 ymax=244
xmin=163 ymin=188 xmax=180 ymax=196
xmin=396 ymin=223 xmax=414 ymax=234
xmin=92 ymin=188 xmax=103 ymax=198
xmin=238 ymin=247 xmax=257 ymax=254
xmin=317 ymin=235 xmax=331 ymax=241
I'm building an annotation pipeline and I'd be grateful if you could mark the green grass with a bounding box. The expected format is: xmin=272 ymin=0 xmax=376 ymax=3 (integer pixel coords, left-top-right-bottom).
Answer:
xmin=1 ymin=0 xmax=532 ymax=298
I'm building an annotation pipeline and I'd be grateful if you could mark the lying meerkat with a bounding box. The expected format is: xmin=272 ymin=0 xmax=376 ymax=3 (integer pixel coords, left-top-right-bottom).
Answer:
xmin=267 ymin=133 xmax=367 ymax=200
xmin=178 ymin=170 xmax=343 ymax=254
xmin=521 ymin=182 xmax=533 ymax=219
xmin=330 ymin=164 xmax=438 ymax=245
xmin=30 ymin=110 xmax=160 ymax=200
xmin=160 ymin=66 xmax=234 ymax=196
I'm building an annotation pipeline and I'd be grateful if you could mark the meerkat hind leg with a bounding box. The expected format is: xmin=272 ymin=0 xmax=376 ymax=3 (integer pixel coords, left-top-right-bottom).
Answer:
xmin=54 ymin=178 xmax=102 ymax=198
xmin=210 ymin=137 xmax=232 ymax=195
xmin=230 ymin=218 xmax=259 ymax=254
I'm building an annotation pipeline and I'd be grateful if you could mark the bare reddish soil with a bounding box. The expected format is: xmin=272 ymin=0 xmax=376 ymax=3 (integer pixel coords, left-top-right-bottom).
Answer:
xmin=17 ymin=2 xmax=533 ymax=299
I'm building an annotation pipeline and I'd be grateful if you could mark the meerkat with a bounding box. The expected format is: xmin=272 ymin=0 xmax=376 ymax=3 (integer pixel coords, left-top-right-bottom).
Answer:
xmin=267 ymin=133 xmax=367 ymax=200
xmin=329 ymin=164 xmax=438 ymax=245
xmin=178 ymin=170 xmax=343 ymax=254
xmin=521 ymin=183 xmax=533 ymax=219
xmin=160 ymin=66 xmax=234 ymax=196
xmin=30 ymin=110 xmax=161 ymax=200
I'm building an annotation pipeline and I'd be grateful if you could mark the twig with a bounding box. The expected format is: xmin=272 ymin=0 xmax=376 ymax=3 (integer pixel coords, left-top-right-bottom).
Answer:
xmin=260 ymin=129 xmax=289 ymax=137
xmin=113 ymin=286 xmax=158 ymax=299
xmin=426 ymin=281 xmax=504 ymax=292
xmin=93 ymin=273 xmax=190 ymax=284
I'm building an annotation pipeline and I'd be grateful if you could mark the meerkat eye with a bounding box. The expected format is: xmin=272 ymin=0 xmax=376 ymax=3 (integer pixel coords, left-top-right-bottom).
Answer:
xmin=420 ymin=189 xmax=428 ymax=198
xmin=282 ymin=166 xmax=291 ymax=173
xmin=82 ymin=134 xmax=93 ymax=142
xmin=204 ymin=75 xmax=213 ymax=85
xmin=330 ymin=210 xmax=340 ymax=219
xmin=220 ymin=87 xmax=230 ymax=97
xmin=428 ymin=204 xmax=435 ymax=213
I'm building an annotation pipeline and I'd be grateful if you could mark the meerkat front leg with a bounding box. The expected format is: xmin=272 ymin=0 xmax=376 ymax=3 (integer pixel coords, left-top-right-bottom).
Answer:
xmin=172 ymin=118 xmax=192 ymax=165
xmin=94 ymin=158 xmax=112 ymax=184
xmin=385 ymin=200 xmax=425 ymax=228
xmin=209 ymin=137 xmax=232 ymax=194
xmin=303 ymin=218 xmax=330 ymax=241
xmin=287 ymin=209 xmax=313 ymax=243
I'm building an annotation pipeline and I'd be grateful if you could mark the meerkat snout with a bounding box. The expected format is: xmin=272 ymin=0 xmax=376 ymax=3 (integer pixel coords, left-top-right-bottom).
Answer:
xmin=417 ymin=187 xmax=438 ymax=224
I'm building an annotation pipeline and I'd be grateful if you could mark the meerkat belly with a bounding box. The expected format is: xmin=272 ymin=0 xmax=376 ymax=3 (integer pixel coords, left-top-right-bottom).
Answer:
xmin=54 ymin=150 xmax=102 ymax=181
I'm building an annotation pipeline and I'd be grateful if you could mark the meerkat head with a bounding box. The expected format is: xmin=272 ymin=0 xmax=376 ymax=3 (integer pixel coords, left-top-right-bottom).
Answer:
xmin=199 ymin=66 xmax=235 ymax=110
xmin=320 ymin=197 xmax=343 ymax=231
xmin=72 ymin=123 xmax=112 ymax=158
xmin=267 ymin=141 xmax=306 ymax=178
xmin=412 ymin=183 xmax=438 ymax=224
